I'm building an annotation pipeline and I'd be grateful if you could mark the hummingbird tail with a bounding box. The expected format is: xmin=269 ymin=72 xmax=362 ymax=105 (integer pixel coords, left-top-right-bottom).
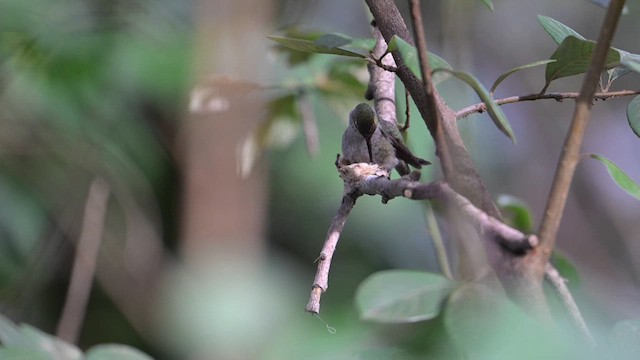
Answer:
xmin=404 ymin=154 xmax=431 ymax=168
xmin=388 ymin=137 xmax=431 ymax=168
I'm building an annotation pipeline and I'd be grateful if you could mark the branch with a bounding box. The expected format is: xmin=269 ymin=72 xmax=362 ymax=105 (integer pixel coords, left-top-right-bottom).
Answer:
xmin=367 ymin=0 xmax=545 ymax=314
xmin=306 ymin=189 xmax=359 ymax=314
xmin=408 ymin=0 xmax=455 ymax=177
xmin=456 ymin=89 xmax=640 ymax=119
xmin=56 ymin=178 xmax=110 ymax=344
xmin=366 ymin=0 xmax=502 ymax=219
xmin=537 ymin=0 xmax=626 ymax=254
xmin=307 ymin=30 xmax=401 ymax=314
xmin=306 ymin=162 xmax=537 ymax=314
xmin=544 ymin=263 xmax=595 ymax=346
xmin=369 ymin=28 xmax=400 ymax=127
xmin=347 ymin=164 xmax=536 ymax=251
xmin=369 ymin=27 xmax=452 ymax=280
xmin=409 ymin=0 xmax=439 ymax=131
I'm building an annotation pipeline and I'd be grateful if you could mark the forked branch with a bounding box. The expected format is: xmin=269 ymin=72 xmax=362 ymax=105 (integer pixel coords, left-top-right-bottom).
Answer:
xmin=537 ymin=0 xmax=626 ymax=254
xmin=305 ymin=163 xmax=537 ymax=314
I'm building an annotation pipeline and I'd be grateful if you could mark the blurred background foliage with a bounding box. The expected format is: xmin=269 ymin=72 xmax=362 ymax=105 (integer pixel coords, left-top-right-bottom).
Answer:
xmin=0 ymin=0 xmax=639 ymax=359
xmin=0 ymin=0 xmax=189 ymax=356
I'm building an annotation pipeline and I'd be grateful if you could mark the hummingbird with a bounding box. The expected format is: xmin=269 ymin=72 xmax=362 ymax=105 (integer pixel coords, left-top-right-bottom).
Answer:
xmin=341 ymin=103 xmax=376 ymax=165
xmin=341 ymin=103 xmax=430 ymax=175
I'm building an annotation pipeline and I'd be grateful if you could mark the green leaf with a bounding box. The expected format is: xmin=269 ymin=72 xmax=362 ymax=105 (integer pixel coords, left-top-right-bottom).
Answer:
xmin=626 ymin=95 xmax=640 ymax=139
xmin=534 ymin=15 xmax=630 ymax=87
xmin=610 ymin=320 xmax=640 ymax=359
xmin=607 ymin=50 xmax=634 ymax=85
xmin=496 ymin=194 xmax=534 ymax=232
xmin=353 ymin=348 xmax=404 ymax=360
xmin=387 ymin=36 xmax=452 ymax=85
xmin=270 ymin=31 xmax=374 ymax=66
xmin=267 ymin=35 xmax=365 ymax=58
xmin=0 ymin=314 xmax=25 ymax=347
xmin=314 ymin=33 xmax=351 ymax=48
xmin=604 ymin=48 xmax=640 ymax=87
xmin=0 ymin=317 xmax=82 ymax=359
xmin=550 ymin=252 xmax=580 ymax=287
xmin=544 ymin=36 xmax=620 ymax=90
xmin=480 ymin=0 xmax=494 ymax=11
xmin=590 ymin=154 xmax=640 ymax=200
xmin=314 ymin=33 xmax=375 ymax=52
xmin=269 ymin=29 xmax=323 ymax=65
xmin=444 ymin=283 xmax=567 ymax=359
xmin=86 ymin=344 xmax=154 ymax=360
xmin=355 ymin=270 xmax=456 ymax=323
xmin=490 ymin=60 xmax=556 ymax=95
xmin=537 ymin=15 xmax=585 ymax=45
xmin=620 ymin=53 xmax=640 ymax=74
xmin=19 ymin=325 xmax=82 ymax=360
xmin=435 ymin=69 xmax=516 ymax=143
xmin=0 ymin=347 xmax=51 ymax=360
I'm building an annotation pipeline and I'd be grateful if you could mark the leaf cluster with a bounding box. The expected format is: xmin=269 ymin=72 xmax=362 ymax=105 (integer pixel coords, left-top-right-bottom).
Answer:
xmin=0 ymin=314 xmax=154 ymax=360
xmin=266 ymin=18 xmax=640 ymax=200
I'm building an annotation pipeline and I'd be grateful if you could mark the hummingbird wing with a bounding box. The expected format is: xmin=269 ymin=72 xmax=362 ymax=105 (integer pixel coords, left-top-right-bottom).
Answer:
xmin=341 ymin=125 xmax=371 ymax=165
xmin=378 ymin=120 xmax=431 ymax=168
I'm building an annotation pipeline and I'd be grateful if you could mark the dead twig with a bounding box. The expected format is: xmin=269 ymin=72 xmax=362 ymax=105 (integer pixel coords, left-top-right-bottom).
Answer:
xmin=306 ymin=189 xmax=359 ymax=314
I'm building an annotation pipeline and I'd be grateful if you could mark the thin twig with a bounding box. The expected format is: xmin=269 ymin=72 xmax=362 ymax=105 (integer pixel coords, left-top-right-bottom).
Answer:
xmin=407 ymin=0 xmax=458 ymax=193
xmin=424 ymin=201 xmax=452 ymax=279
xmin=409 ymin=0 xmax=440 ymax=133
xmin=306 ymin=191 xmax=359 ymax=314
xmin=401 ymin=88 xmax=411 ymax=132
xmin=456 ymin=89 xmax=640 ymax=119
xmin=56 ymin=178 xmax=110 ymax=344
xmin=544 ymin=263 xmax=595 ymax=346
xmin=297 ymin=89 xmax=320 ymax=157
xmin=537 ymin=0 xmax=626 ymax=254
xmin=366 ymin=57 xmax=398 ymax=73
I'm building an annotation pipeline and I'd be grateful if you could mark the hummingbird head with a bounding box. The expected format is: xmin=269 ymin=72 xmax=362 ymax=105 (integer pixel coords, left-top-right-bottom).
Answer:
xmin=351 ymin=103 xmax=376 ymax=140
